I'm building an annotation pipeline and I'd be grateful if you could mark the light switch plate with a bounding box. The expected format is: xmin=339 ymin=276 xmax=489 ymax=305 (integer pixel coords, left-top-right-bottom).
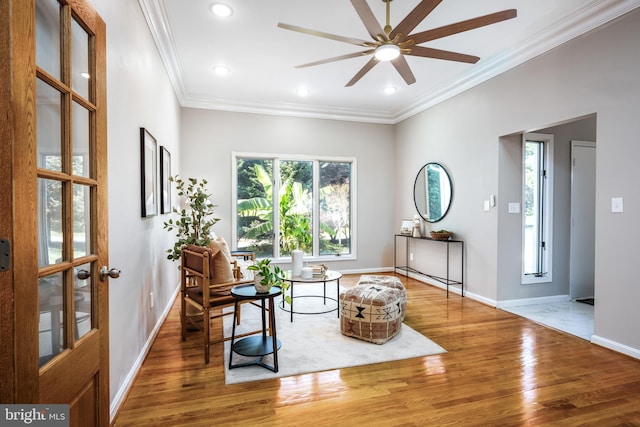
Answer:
xmin=612 ymin=197 xmax=624 ymax=213
xmin=484 ymin=200 xmax=490 ymax=211
xmin=508 ymin=203 xmax=520 ymax=214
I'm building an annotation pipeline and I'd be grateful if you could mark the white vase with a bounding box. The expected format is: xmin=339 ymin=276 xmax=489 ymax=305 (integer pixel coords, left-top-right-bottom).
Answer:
xmin=291 ymin=249 xmax=303 ymax=277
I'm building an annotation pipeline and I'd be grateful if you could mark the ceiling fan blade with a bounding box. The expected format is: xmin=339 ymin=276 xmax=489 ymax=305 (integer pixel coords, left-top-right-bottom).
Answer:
xmin=407 ymin=46 xmax=480 ymax=64
xmin=294 ymin=50 xmax=374 ymax=68
xmin=391 ymin=55 xmax=416 ymax=85
xmin=346 ymin=57 xmax=379 ymax=87
xmin=410 ymin=9 xmax=518 ymax=45
xmin=350 ymin=0 xmax=385 ymax=41
xmin=278 ymin=22 xmax=372 ymax=47
xmin=390 ymin=0 xmax=443 ymax=41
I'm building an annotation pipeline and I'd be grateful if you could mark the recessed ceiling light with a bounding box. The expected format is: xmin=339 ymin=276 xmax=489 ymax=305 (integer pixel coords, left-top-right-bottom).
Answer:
xmin=212 ymin=65 xmax=230 ymax=75
xmin=210 ymin=3 xmax=233 ymax=17
xmin=296 ymin=88 xmax=310 ymax=96
xmin=384 ymin=86 xmax=397 ymax=94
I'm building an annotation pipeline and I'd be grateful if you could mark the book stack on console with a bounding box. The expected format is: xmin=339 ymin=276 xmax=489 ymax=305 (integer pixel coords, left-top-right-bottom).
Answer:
xmin=310 ymin=264 xmax=327 ymax=277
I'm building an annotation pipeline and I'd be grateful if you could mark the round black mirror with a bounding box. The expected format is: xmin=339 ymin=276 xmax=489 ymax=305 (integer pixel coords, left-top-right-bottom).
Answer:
xmin=413 ymin=162 xmax=452 ymax=222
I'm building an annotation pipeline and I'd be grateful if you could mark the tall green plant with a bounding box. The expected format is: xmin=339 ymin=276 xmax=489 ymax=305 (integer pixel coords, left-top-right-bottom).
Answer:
xmin=163 ymin=176 xmax=220 ymax=262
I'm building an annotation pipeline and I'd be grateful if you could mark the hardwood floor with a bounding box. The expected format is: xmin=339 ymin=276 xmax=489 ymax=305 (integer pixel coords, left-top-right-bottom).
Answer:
xmin=112 ymin=275 xmax=640 ymax=426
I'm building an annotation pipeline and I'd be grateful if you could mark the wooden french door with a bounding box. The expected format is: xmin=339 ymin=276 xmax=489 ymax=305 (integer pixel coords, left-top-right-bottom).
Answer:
xmin=0 ymin=0 xmax=110 ymax=425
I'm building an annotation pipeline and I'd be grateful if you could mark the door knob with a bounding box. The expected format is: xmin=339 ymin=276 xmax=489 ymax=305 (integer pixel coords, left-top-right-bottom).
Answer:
xmin=76 ymin=269 xmax=91 ymax=280
xmin=100 ymin=266 xmax=121 ymax=281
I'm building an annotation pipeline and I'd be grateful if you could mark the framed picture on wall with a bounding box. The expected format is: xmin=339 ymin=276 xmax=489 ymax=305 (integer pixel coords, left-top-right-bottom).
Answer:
xmin=140 ymin=127 xmax=158 ymax=217
xmin=160 ymin=146 xmax=171 ymax=214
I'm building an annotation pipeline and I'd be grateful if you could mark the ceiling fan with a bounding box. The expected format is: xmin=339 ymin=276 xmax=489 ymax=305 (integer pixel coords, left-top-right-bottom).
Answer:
xmin=278 ymin=0 xmax=517 ymax=87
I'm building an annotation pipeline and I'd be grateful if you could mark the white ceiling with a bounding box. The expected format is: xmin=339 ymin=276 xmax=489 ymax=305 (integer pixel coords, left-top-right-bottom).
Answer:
xmin=139 ymin=0 xmax=640 ymax=124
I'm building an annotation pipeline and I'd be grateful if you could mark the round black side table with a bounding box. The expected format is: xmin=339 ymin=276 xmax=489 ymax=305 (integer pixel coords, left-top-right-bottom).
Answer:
xmin=228 ymin=284 xmax=282 ymax=373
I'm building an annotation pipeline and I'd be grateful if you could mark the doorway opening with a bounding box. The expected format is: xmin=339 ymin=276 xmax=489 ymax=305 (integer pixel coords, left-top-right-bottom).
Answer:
xmin=497 ymin=114 xmax=597 ymax=340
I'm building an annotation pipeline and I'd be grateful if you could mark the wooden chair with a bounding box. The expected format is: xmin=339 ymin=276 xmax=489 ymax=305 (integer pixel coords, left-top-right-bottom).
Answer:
xmin=180 ymin=243 xmax=254 ymax=363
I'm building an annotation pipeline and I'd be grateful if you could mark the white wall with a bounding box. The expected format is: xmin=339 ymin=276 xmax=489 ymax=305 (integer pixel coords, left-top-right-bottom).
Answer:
xmin=90 ymin=0 xmax=182 ymax=418
xmin=179 ymin=108 xmax=395 ymax=272
xmin=395 ymin=9 xmax=640 ymax=356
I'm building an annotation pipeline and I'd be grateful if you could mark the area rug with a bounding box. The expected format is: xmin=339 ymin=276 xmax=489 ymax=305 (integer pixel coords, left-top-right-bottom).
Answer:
xmin=222 ymin=286 xmax=446 ymax=385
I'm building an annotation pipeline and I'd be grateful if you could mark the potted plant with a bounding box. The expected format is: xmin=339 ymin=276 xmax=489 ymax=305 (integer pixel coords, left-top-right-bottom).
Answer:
xmin=163 ymin=175 xmax=220 ymax=262
xmin=248 ymin=258 xmax=287 ymax=294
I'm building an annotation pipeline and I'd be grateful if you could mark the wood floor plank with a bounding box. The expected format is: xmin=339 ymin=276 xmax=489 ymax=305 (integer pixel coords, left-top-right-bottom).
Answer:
xmin=112 ymin=274 xmax=640 ymax=426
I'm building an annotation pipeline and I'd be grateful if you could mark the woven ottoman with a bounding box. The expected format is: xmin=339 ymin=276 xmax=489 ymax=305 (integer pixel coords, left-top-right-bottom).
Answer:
xmin=339 ymin=276 xmax=407 ymax=344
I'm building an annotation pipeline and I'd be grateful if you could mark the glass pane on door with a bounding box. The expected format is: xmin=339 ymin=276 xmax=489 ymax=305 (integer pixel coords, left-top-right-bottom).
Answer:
xmin=38 ymin=178 xmax=63 ymax=267
xmin=74 ymin=262 xmax=92 ymax=340
xmin=38 ymin=272 xmax=64 ymax=366
xmin=71 ymin=18 xmax=90 ymax=100
xmin=73 ymin=184 xmax=91 ymax=258
xmin=72 ymin=101 xmax=90 ymax=177
xmin=35 ymin=0 xmax=61 ymax=80
xmin=36 ymin=79 xmax=62 ymax=172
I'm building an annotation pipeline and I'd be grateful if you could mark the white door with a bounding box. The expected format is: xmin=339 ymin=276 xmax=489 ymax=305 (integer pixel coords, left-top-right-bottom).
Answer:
xmin=570 ymin=141 xmax=596 ymax=300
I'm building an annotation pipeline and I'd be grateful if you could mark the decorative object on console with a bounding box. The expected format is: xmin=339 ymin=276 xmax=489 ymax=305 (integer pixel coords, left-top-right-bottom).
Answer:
xmin=163 ymin=175 xmax=220 ymax=262
xmin=430 ymin=230 xmax=453 ymax=240
xmin=413 ymin=162 xmax=452 ymax=223
xmin=412 ymin=214 xmax=422 ymax=238
xmin=400 ymin=219 xmax=413 ymax=235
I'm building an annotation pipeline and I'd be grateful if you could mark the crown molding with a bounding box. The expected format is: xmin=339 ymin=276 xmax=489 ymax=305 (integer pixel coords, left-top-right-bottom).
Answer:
xmin=139 ymin=0 xmax=640 ymax=125
xmin=394 ymin=0 xmax=640 ymax=123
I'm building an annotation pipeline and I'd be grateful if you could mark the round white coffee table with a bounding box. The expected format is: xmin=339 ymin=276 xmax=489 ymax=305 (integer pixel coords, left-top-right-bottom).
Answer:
xmin=279 ymin=269 xmax=342 ymax=322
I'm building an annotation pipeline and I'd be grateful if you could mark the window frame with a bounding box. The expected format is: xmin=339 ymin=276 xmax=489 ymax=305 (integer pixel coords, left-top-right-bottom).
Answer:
xmin=231 ymin=152 xmax=357 ymax=262
xmin=521 ymin=133 xmax=554 ymax=285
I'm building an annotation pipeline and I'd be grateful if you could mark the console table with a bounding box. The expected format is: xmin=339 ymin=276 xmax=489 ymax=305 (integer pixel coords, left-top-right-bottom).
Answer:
xmin=394 ymin=234 xmax=464 ymax=297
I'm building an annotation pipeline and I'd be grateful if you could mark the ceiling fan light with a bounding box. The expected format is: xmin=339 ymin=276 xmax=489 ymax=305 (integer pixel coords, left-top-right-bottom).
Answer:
xmin=212 ymin=65 xmax=230 ymax=75
xmin=375 ymin=44 xmax=400 ymax=61
xmin=384 ymin=86 xmax=397 ymax=94
xmin=210 ymin=3 xmax=233 ymax=17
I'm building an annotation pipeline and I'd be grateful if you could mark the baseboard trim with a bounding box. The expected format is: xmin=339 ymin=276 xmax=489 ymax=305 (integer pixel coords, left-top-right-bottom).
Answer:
xmin=591 ymin=334 xmax=640 ymax=360
xmin=496 ymin=294 xmax=571 ymax=309
xmin=338 ymin=267 xmax=393 ymax=275
xmin=110 ymin=284 xmax=180 ymax=422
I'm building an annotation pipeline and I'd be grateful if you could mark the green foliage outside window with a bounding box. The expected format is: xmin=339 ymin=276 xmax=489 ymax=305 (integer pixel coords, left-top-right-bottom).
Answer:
xmin=236 ymin=158 xmax=352 ymax=258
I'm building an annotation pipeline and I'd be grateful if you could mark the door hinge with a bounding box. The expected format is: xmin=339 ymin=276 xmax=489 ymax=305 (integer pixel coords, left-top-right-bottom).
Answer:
xmin=0 ymin=239 xmax=10 ymax=271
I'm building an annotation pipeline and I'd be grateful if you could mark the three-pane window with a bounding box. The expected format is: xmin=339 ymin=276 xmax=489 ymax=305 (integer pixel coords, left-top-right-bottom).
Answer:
xmin=233 ymin=154 xmax=354 ymax=260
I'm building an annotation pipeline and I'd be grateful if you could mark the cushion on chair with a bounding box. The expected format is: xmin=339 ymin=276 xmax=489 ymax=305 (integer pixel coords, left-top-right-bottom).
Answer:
xmin=208 ymin=237 xmax=235 ymax=284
